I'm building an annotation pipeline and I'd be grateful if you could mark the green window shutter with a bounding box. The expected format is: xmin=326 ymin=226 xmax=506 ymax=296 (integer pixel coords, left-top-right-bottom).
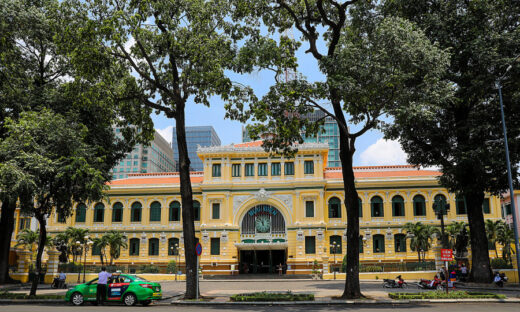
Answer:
xmin=169 ymin=201 xmax=180 ymax=221
xmin=194 ymin=200 xmax=200 ymax=221
xmin=212 ymin=164 xmax=221 ymax=177
xmin=373 ymin=235 xmax=385 ymax=253
xmin=150 ymin=201 xmax=161 ymax=222
xmin=482 ymin=198 xmax=490 ymax=214
xmin=75 ymin=204 xmax=86 ymax=223
xmin=129 ymin=239 xmax=140 ymax=256
xmin=392 ymin=196 xmax=405 ymax=217
xmin=329 ymin=235 xmax=342 ymax=254
xmin=94 ymin=203 xmax=104 ymax=222
xmin=149 ymin=238 xmax=159 ymax=256
xmin=258 ymin=163 xmax=267 ymax=176
xmin=232 ymin=164 xmax=241 ymax=177
xmin=358 ymin=198 xmax=363 ymax=217
xmin=304 ymin=160 xmax=314 ymax=174
xmin=328 ymin=197 xmax=341 ymax=218
xmin=168 ymin=238 xmax=179 ymax=255
xmin=456 ymin=196 xmax=467 ymax=214
xmin=92 ymin=244 xmax=101 ymax=256
xmin=271 ymin=163 xmax=281 ymax=176
xmin=371 ymin=196 xmax=384 ymax=217
xmin=305 ymin=201 xmax=314 ymax=218
xmin=305 ymin=236 xmax=316 ymax=254
xmin=245 ymin=163 xmax=254 ymax=176
xmin=394 ymin=234 xmax=406 ymax=252
xmin=212 ymin=203 xmax=220 ymax=219
xmin=413 ymin=195 xmax=426 ymax=216
xmin=284 ymin=162 xmax=294 ymax=175
xmin=112 ymin=202 xmax=123 ymax=222
xmin=210 ymin=238 xmax=220 ymax=255
xmin=131 ymin=202 xmax=142 ymax=222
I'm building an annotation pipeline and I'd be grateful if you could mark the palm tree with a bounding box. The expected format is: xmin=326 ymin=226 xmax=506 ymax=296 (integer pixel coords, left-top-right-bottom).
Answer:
xmin=15 ymin=229 xmax=39 ymax=270
xmin=446 ymin=221 xmax=466 ymax=249
xmin=103 ymin=230 xmax=127 ymax=265
xmin=497 ymin=224 xmax=515 ymax=264
xmin=403 ymin=222 xmax=439 ymax=262
xmin=65 ymin=227 xmax=89 ymax=263
xmin=485 ymin=220 xmax=504 ymax=258
xmin=92 ymin=236 xmax=109 ymax=265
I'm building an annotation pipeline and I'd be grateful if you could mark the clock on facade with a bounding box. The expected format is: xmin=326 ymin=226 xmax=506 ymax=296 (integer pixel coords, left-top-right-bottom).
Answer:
xmin=255 ymin=215 xmax=270 ymax=233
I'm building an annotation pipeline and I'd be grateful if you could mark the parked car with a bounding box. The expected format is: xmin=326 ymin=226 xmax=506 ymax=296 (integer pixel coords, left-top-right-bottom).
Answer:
xmin=65 ymin=274 xmax=162 ymax=306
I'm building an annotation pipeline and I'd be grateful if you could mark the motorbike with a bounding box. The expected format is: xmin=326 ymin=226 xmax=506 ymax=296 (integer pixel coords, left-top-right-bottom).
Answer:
xmin=51 ymin=276 xmax=67 ymax=289
xmin=417 ymin=278 xmax=444 ymax=290
xmin=383 ymin=277 xmax=408 ymax=289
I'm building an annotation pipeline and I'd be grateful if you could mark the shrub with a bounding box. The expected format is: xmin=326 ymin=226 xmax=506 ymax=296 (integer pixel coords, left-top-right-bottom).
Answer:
xmin=389 ymin=291 xmax=506 ymax=300
xmin=167 ymin=260 xmax=177 ymax=274
xmin=360 ymin=265 xmax=383 ymax=272
xmin=230 ymin=291 xmax=314 ymax=302
xmin=0 ymin=291 xmax=63 ymax=300
xmin=491 ymin=258 xmax=513 ymax=269
xmin=139 ymin=264 xmax=159 ymax=273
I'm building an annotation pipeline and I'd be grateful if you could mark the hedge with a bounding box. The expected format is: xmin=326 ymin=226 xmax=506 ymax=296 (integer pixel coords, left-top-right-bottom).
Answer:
xmin=0 ymin=292 xmax=64 ymax=300
xmin=389 ymin=291 xmax=506 ymax=300
xmin=230 ymin=291 xmax=314 ymax=302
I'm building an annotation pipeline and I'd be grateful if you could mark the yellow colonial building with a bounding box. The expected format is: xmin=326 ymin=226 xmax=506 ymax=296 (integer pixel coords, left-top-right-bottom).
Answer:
xmin=43 ymin=141 xmax=502 ymax=275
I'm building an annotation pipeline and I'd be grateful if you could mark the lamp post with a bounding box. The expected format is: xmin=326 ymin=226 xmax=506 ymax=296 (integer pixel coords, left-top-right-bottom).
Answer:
xmin=433 ymin=197 xmax=450 ymax=249
xmin=171 ymin=243 xmax=180 ymax=281
xmin=83 ymin=236 xmax=93 ymax=283
xmin=496 ymin=55 xmax=520 ymax=285
xmin=331 ymin=241 xmax=339 ymax=280
xmin=75 ymin=241 xmax=82 ymax=283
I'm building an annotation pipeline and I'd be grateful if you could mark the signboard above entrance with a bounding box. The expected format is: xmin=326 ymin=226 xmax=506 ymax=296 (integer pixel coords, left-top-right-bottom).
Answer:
xmin=248 ymin=205 xmax=279 ymax=217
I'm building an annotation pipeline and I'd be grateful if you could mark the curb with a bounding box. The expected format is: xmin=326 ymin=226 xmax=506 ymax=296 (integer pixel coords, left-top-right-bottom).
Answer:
xmin=170 ymin=298 xmax=520 ymax=305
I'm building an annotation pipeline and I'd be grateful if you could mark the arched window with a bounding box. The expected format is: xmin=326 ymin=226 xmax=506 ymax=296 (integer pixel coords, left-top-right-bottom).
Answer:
xmin=456 ymin=195 xmax=466 ymax=214
xmin=392 ymin=195 xmax=405 ymax=217
xmin=129 ymin=238 xmax=140 ymax=256
xmin=150 ymin=201 xmax=161 ymax=222
xmin=358 ymin=198 xmax=363 ymax=218
xmin=168 ymin=238 xmax=180 ymax=255
xmin=371 ymin=196 xmax=384 ymax=217
xmin=394 ymin=234 xmax=407 ymax=252
xmin=169 ymin=201 xmax=180 ymax=222
xmin=148 ymin=238 xmax=159 ymax=256
xmin=373 ymin=234 xmax=385 ymax=253
xmin=112 ymin=202 xmax=123 ymax=222
xmin=413 ymin=195 xmax=426 ymax=216
xmin=93 ymin=203 xmax=104 ymax=223
xmin=329 ymin=235 xmax=342 ymax=254
xmin=193 ymin=200 xmax=200 ymax=221
xmin=328 ymin=197 xmax=341 ymax=219
xmin=131 ymin=202 xmax=142 ymax=222
xmin=75 ymin=203 xmax=86 ymax=223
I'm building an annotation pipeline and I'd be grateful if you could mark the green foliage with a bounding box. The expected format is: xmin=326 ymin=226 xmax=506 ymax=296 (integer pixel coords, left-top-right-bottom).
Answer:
xmin=389 ymin=291 xmax=506 ymax=300
xmin=490 ymin=258 xmax=513 ymax=269
xmin=0 ymin=291 xmax=63 ymax=300
xmin=403 ymin=222 xmax=440 ymax=262
xmin=139 ymin=264 xmax=159 ymax=274
xmin=15 ymin=229 xmax=38 ymax=252
xmin=360 ymin=266 xmax=384 ymax=273
xmin=166 ymin=260 xmax=177 ymax=274
xmin=103 ymin=230 xmax=127 ymax=265
xmin=497 ymin=225 xmax=516 ymax=264
xmin=230 ymin=291 xmax=314 ymax=302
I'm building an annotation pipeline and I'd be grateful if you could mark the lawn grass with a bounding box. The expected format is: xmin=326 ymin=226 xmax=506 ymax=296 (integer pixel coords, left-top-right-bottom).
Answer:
xmin=230 ymin=291 xmax=314 ymax=302
xmin=0 ymin=291 xmax=64 ymax=300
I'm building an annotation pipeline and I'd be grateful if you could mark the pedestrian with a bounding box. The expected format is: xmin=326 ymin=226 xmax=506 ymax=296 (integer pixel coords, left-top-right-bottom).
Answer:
xmin=278 ymin=263 xmax=283 ymax=276
xmin=97 ymin=266 xmax=112 ymax=305
xmin=460 ymin=263 xmax=468 ymax=281
xmin=58 ymin=270 xmax=67 ymax=288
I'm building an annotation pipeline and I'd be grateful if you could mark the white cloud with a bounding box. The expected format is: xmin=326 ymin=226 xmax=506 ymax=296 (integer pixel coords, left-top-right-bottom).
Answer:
xmin=156 ymin=126 xmax=173 ymax=145
xmin=360 ymin=139 xmax=408 ymax=166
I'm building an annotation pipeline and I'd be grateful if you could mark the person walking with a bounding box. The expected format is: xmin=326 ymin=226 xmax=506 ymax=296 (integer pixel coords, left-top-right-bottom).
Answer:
xmin=97 ymin=266 xmax=112 ymax=305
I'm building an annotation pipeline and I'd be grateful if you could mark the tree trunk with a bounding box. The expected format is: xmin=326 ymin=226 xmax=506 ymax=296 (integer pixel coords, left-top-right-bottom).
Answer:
xmin=465 ymin=191 xmax=492 ymax=283
xmin=331 ymin=95 xmax=361 ymax=299
xmin=418 ymin=250 xmax=421 ymax=263
xmin=0 ymin=198 xmax=17 ymax=284
xmin=175 ymin=102 xmax=197 ymax=299
xmin=30 ymin=214 xmax=46 ymax=296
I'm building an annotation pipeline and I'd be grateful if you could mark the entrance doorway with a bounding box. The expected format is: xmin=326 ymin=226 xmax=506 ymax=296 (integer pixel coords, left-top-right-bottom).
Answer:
xmin=239 ymin=249 xmax=286 ymax=274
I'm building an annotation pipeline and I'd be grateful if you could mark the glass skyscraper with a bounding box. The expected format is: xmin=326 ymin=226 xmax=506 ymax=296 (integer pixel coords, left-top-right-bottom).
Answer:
xmin=172 ymin=126 xmax=221 ymax=171
xmin=242 ymin=111 xmax=341 ymax=167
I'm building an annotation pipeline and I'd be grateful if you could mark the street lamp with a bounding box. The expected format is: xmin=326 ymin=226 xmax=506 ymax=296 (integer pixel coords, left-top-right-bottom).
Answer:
xmin=170 ymin=243 xmax=180 ymax=281
xmin=496 ymin=55 xmax=520 ymax=285
xmin=83 ymin=237 xmax=93 ymax=283
xmin=331 ymin=241 xmax=339 ymax=280
xmin=75 ymin=240 xmax=82 ymax=283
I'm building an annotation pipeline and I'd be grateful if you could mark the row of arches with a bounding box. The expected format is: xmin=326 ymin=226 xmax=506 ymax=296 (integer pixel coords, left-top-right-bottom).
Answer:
xmin=326 ymin=194 xmax=434 ymax=218
xmin=327 ymin=234 xmax=408 ymax=254
xmin=73 ymin=201 xmax=200 ymax=224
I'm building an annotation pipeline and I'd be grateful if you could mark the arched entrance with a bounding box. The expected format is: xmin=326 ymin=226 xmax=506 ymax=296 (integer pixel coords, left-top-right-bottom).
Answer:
xmin=236 ymin=205 xmax=287 ymax=274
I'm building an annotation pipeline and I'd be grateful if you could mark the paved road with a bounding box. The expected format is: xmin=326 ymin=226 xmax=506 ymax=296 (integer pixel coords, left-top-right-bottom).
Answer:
xmin=0 ymin=303 xmax=519 ymax=312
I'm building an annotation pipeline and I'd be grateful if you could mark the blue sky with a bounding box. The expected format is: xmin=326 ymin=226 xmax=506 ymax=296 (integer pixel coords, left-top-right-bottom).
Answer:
xmin=153 ymin=32 xmax=408 ymax=167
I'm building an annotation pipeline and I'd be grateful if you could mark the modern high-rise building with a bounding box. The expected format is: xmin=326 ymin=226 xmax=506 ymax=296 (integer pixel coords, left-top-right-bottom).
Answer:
xmin=172 ymin=126 xmax=221 ymax=171
xmin=241 ymin=110 xmax=341 ymax=167
xmin=111 ymin=129 xmax=176 ymax=180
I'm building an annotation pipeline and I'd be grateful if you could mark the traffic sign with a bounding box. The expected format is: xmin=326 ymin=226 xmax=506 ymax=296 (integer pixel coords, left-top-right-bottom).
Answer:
xmin=441 ymin=249 xmax=453 ymax=261
xmin=195 ymin=242 xmax=202 ymax=256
